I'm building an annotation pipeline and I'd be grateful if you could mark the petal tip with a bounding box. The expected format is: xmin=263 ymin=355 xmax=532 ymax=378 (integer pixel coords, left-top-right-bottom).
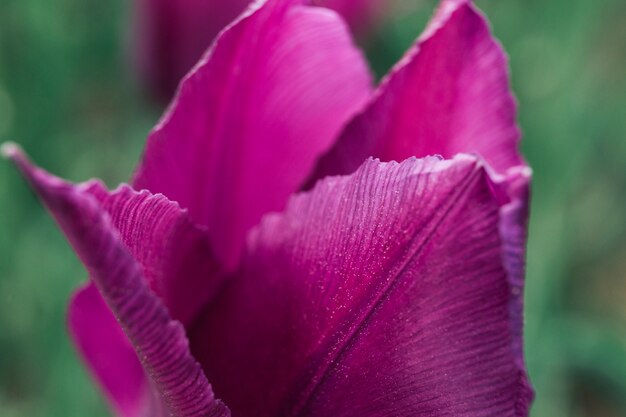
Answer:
xmin=1 ymin=141 xmax=22 ymax=161
xmin=1 ymin=142 xmax=42 ymax=185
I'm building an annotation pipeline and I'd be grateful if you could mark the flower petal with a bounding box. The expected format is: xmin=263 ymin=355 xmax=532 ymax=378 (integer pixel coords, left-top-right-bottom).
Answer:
xmin=68 ymin=284 xmax=149 ymax=417
xmin=191 ymin=156 xmax=532 ymax=416
xmin=4 ymin=144 xmax=230 ymax=417
xmin=63 ymin=178 xmax=226 ymax=416
xmin=134 ymin=0 xmax=250 ymax=99
xmin=309 ymin=0 xmax=523 ymax=185
xmin=133 ymin=0 xmax=373 ymax=269
xmin=82 ymin=181 xmax=224 ymax=326
xmin=495 ymin=168 xmax=533 ymax=397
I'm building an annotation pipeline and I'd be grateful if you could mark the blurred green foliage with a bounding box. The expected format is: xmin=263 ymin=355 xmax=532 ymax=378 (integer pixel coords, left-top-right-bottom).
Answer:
xmin=0 ymin=0 xmax=624 ymax=416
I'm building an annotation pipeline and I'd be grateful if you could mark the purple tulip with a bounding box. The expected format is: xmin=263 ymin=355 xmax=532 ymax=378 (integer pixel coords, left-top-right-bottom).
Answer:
xmin=134 ymin=0 xmax=388 ymax=99
xmin=5 ymin=0 xmax=534 ymax=416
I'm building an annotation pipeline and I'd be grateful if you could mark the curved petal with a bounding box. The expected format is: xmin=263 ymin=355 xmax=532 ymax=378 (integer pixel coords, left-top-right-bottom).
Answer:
xmin=63 ymin=179 xmax=226 ymax=416
xmin=4 ymin=144 xmax=230 ymax=417
xmin=82 ymin=182 xmax=223 ymax=326
xmin=495 ymin=167 xmax=533 ymax=394
xmin=133 ymin=0 xmax=250 ymax=99
xmin=68 ymin=284 xmax=149 ymax=417
xmin=133 ymin=0 xmax=373 ymax=269
xmin=309 ymin=0 xmax=523 ymax=185
xmin=191 ymin=155 xmax=533 ymax=416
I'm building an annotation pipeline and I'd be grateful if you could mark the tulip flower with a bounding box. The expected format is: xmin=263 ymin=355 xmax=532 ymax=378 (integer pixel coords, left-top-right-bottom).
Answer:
xmin=5 ymin=0 xmax=534 ymax=416
xmin=134 ymin=0 xmax=388 ymax=99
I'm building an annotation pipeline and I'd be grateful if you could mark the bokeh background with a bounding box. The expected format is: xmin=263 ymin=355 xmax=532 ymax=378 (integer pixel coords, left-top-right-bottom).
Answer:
xmin=0 ymin=0 xmax=624 ymax=416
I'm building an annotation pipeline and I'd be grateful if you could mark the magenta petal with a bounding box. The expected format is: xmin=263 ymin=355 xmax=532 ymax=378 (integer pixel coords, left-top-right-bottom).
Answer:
xmin=494 ymin=167 xmax=533 ymax=399
xmin=5 ymin=145 xmax=229 ymax=417
xmin=192 ymin=156 xmax=532 ymax=416
xmin=310 ymin=0 xmax=523 ymax=183
xmin=62 ymin=182 xmax=225 ymax=416
xmin=133 ymin=0 xmax=373 ymax=269
xmin=69 ymin=284 xmax=149 ymax=417
xmin=56 ymin=162 xmax=223 ymax=417
xmin=82 ymin=182 xmax=223 ymax=326
xmin=134 ymin=0 xmax=250 ymax=99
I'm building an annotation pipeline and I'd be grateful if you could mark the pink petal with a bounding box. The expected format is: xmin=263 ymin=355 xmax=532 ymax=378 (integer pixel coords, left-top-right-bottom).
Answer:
xmin=133 ymin=0 xmax=250 ymax=99
xmin=313 ymin=0 xmax=386 ymax=37
xmin=191 ymin=155 xmax=532 ymax=416
xmin=309 ymin=0 xmax=523 ymax=184
xmin=495 ymin=167 xmax=533 ymax=383
xmin=4 ymin=144 xmax=230 ymax=417
xmin=133 ymin=0 xmax=373 ymax=269
xmin=63 ymin=182 xmax=226 ymax=416
xmin=68 ymin=284 xmax=149 ymax=417
xmin=82 ymin=181 xmax=223 ymax=326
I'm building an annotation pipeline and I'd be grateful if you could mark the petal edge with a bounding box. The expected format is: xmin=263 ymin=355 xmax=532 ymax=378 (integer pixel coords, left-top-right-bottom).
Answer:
xmin=5 ymin=145 xmax=230 ymax=417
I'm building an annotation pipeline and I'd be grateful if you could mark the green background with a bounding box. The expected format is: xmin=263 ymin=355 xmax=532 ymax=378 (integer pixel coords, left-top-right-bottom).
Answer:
xmin=0 ymin=0 xmax=624 ymax=416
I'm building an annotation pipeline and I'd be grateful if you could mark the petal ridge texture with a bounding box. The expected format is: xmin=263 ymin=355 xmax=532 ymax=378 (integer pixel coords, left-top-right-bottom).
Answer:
xmin=68 ymin=283 xmax=148 ymax=417
xmin=192 ymin=155 xmax=532 ymax=416
xmin=5 ymin=146 xmax=230 ymax=417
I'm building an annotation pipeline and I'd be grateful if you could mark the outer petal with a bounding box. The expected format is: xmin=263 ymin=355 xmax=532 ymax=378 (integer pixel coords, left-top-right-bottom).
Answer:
xmin=133 ymin=0 xmax=250 ymax=99
xmin=191 ymin=156 xmax=532 ymax=416
xmin=495 ymin=167 xmax=533 ymax=398
xmin=4 ymin=144 xmax=230 ymax=417
xmin=83 ymin=181 xmax=223 ymax=326
xmin=309 ymin=0 xmax=523 ymax=184
xmin=68 ymin=284 xmax=149 ymax=417
xmin=313 ymin=0 xmax=386 ymax=37
xmin=63 ymin=183 xmax=225 ymax=416
xmin=133 ymin=0 xmax=373 ymax=269
xmin=63 ymin=179 xmax=225 ymax=416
